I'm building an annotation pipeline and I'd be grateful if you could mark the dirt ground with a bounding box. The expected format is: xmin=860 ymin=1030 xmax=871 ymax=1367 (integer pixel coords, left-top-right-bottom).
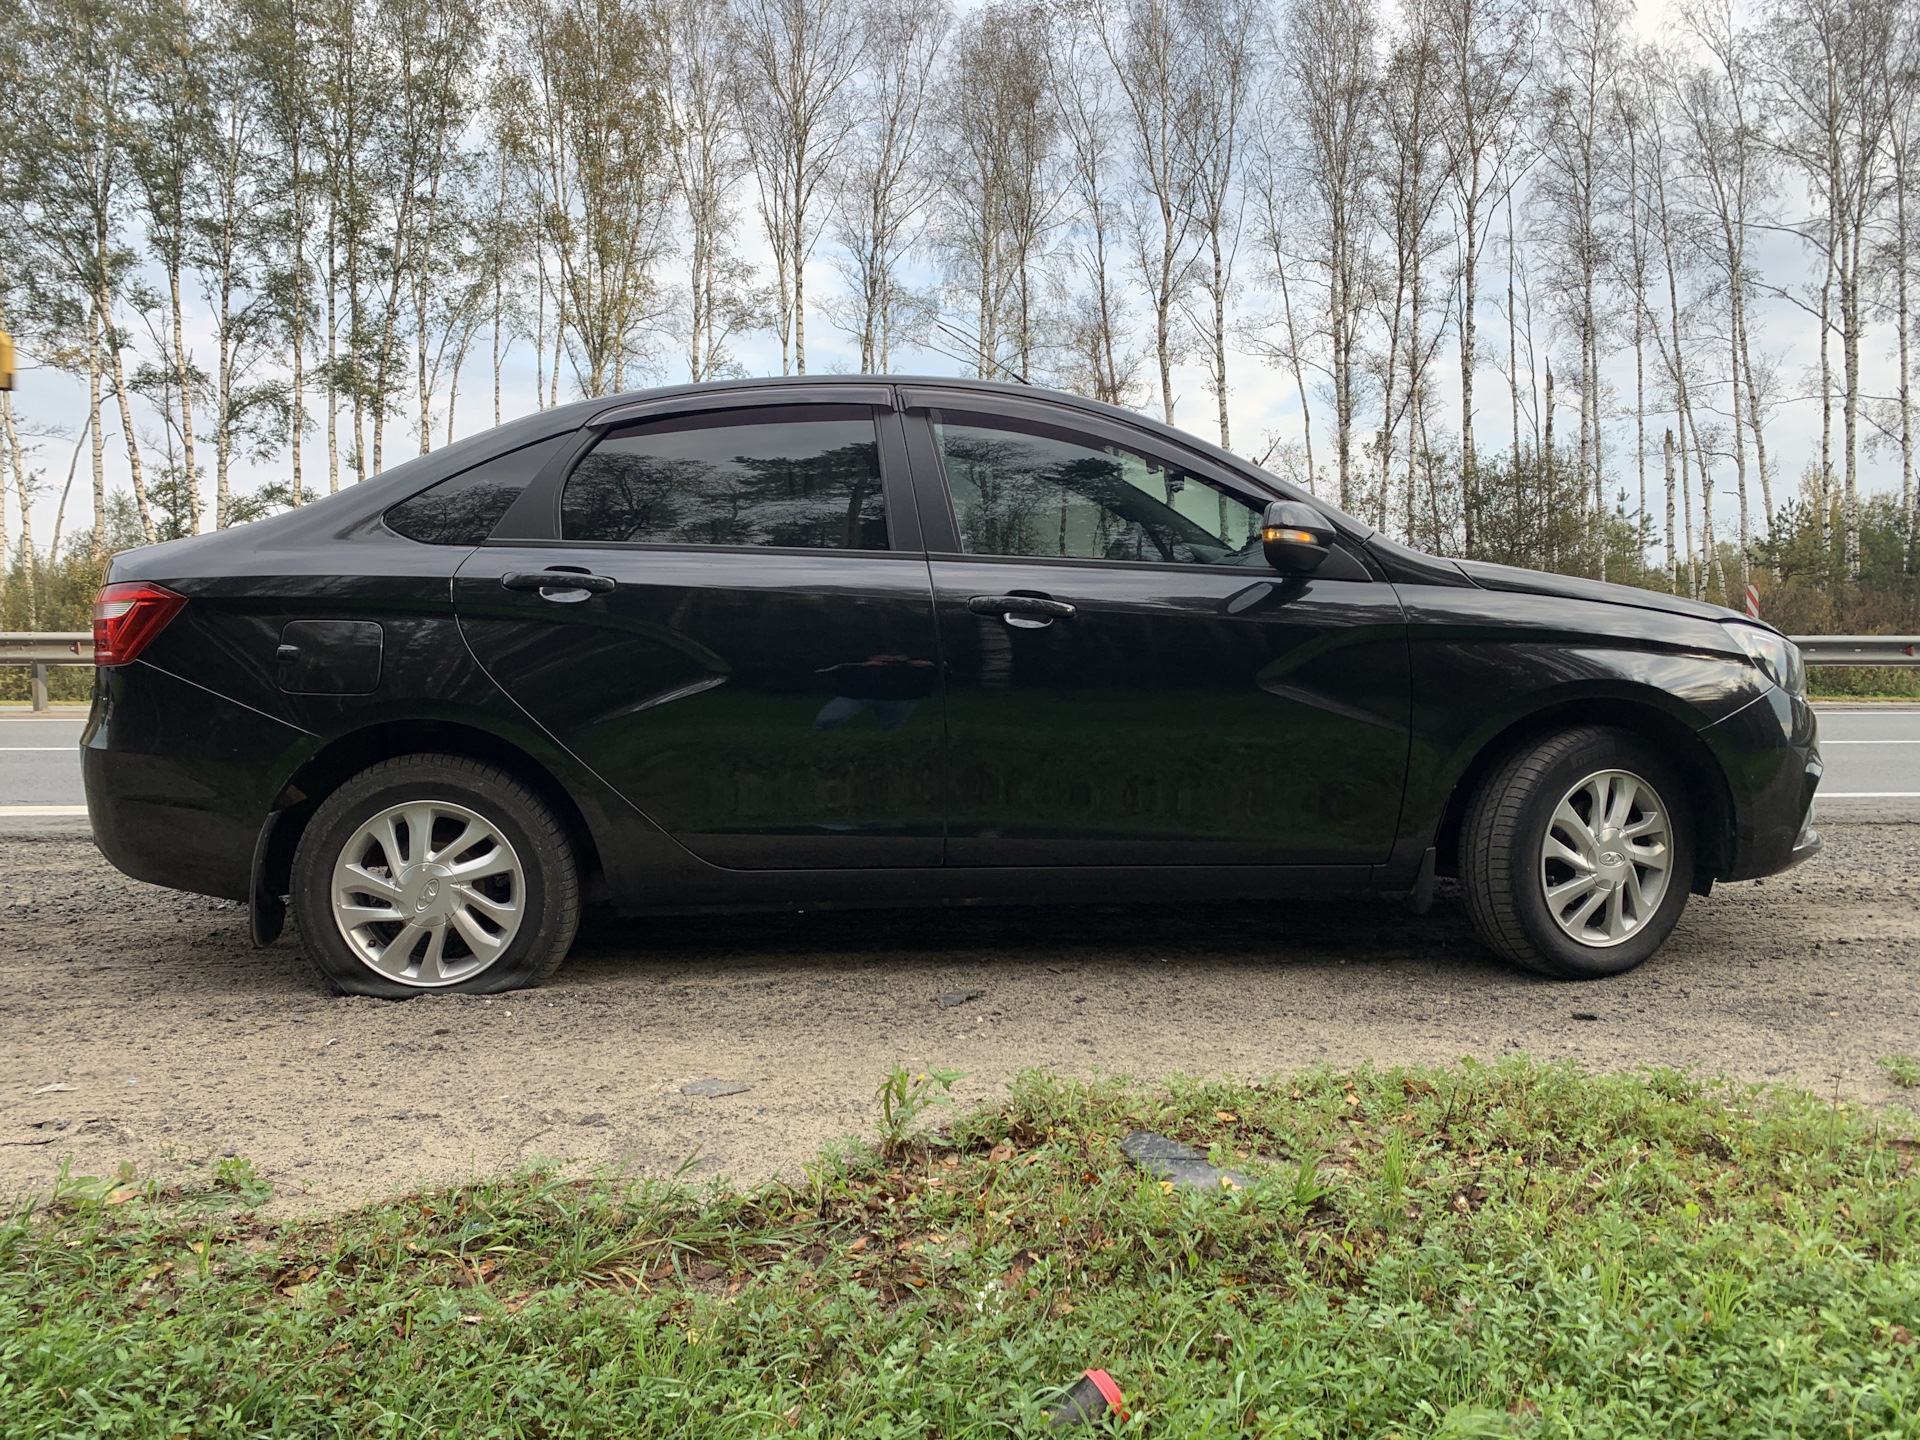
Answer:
xmin=4 ymin=822 xmax=1917 ymax=1216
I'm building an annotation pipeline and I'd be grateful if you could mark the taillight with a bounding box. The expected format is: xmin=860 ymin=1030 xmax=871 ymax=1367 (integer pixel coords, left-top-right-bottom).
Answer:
xmin=93 ymin=582 xmax=186 ymax=666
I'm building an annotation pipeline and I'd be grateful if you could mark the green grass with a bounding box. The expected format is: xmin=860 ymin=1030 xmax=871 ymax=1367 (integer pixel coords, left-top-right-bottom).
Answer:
xmin=1880 ymin=1055 xmax=1920 ymax=1090
xmin=1807 ymin=666 xmax=1920 ymax=699
xmin=4 ymin=1060 xmax=1919 ymax=1437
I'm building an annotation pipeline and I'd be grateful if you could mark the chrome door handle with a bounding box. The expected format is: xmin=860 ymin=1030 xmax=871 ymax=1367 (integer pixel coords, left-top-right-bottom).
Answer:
xmin=500 ymin=570 xmax=617 ymax=597
xmin=966 ymin=594 xmax=1076 ymax=621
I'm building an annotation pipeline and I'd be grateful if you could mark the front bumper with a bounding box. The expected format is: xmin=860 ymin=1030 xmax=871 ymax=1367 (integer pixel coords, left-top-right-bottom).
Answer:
xmin=1700 ymin=686 xmax=1821 ymax=882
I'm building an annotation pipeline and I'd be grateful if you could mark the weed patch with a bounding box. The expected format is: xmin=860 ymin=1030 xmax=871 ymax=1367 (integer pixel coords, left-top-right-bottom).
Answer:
xmin=3 ymin=1060 xmax=1917 ymax=1436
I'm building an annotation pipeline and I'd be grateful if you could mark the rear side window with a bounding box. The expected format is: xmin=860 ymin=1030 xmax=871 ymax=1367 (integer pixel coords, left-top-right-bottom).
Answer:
xmin=384 ymin=434 xmax=569 ymax=545
xmin=561 ymin=405 xmax=887 ymax=549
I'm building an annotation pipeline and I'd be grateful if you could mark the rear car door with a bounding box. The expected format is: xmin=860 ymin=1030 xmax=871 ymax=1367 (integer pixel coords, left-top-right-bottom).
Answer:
xmin=454 ymin=388 xmax=944 ymax=868
xmin=903 ymin=390 xmax=1410 ymax=866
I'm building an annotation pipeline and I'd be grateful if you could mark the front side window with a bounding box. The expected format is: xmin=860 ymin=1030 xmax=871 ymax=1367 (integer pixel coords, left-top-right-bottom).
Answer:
xmin=934 ymin=411 xmax=1263 ymax=566
xmin=562 ymin=405 xmax=887 ymax=549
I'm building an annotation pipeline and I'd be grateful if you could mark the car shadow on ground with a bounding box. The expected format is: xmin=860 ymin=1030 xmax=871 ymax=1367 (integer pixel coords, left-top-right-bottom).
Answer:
xmin=562 ymin=886 xmax=1513 ymax=982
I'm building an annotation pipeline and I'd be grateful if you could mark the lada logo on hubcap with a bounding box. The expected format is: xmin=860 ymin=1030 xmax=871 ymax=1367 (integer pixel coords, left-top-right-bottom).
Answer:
xmin=1600 ymin=851 xmax=1622 ymax=867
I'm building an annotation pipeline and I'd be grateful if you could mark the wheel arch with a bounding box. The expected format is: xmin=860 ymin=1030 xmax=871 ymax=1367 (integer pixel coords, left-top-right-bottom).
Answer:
xmin=257 ymin=718 xmax=606 ymax=907
xmin=1432 ymin=696 xmax=1735 ymax=894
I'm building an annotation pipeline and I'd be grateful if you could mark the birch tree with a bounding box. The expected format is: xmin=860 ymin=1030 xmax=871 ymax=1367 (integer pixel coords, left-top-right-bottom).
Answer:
xmin=664 ymin=0 xmax=758 ymax=380
xmin=1433 ymin=0 xmax=1535 ymax=554
xmin=731 ymin=0 xmax=861 ymax=375
xmin=1281 ymin=0 xmax=1379 ymax=509
xmin=934 ymin=2 xmax=1060 ymax=381
xmin=1765 ymin=0 xmax=1897 ymax=578
xmin=827 ymin=0 xmax=950 ymax=373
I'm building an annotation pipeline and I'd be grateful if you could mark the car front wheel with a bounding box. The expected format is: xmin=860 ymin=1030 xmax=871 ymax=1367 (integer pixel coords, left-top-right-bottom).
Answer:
xmin=1461 ymin=727 xmax=1694 ymax=979
xmin=290 ymin=754 xmax=580 ymax=997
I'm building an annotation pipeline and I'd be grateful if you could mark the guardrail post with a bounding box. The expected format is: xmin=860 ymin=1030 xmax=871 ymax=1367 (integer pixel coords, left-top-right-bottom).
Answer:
xmin=30 ymin=663 xmax=47 ymax=712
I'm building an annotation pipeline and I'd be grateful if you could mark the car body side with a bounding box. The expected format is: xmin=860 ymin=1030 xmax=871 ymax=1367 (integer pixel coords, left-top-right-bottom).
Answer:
xmin=81 ymin=377 xmax=1819 ymax=928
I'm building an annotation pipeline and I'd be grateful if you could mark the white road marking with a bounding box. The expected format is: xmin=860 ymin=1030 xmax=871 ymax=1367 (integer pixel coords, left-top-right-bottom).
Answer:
xmin=1818 ymin=792 xmax=1920 ymax=798
xmin=1820 ymin=740 xmax=1920 ymax=744
xmin=0 ymin=747 xmax=75 ymax=751
xmin=0 ymin=805 xmax=88 ymax=815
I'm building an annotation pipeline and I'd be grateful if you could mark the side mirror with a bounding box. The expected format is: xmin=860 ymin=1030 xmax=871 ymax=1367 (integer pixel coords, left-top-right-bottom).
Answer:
xmin=1261 ymin=501 xmax=1335 ymax=574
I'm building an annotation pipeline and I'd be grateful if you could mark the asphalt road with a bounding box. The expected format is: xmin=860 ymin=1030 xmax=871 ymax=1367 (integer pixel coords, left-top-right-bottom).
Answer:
xmin=6 ymin=702 xmax=1916 ymax=828
xmin=1807 ymin=704 xmax=1920 ymax=820
xmin=0 ymin=709 xmax=90 ymax=834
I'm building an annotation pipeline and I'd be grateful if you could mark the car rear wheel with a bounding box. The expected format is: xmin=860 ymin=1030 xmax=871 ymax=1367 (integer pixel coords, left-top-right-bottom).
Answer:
xmin=291 ymin=754 xmax=579 ymax=997
xmin=1460 ymin=727 xmax=1694 ymax=979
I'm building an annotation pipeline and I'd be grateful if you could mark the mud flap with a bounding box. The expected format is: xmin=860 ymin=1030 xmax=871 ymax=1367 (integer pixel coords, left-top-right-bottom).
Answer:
xmin=249 ymin=811 xmax=287 ymax=947
xmin=1406 ymin=846 xmax=1438 ymax=916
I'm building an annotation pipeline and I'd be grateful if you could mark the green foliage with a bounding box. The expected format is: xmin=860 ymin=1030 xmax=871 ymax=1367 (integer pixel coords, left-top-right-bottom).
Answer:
xmin=1879 ymin=1054 xmax=1920 ymax=1090
xmin=1808 ymin=667 xmax=1920 ymax=699
xmin=4 ymin=1060 xmax=1917 ymax=1437
xmin=874 ymin=1065 xmax=965 ymax=1158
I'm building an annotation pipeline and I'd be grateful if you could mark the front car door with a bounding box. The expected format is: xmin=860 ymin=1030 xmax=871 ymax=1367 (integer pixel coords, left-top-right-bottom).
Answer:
xmin=902 ymin=389 xmax=1411 ymax=867
xmin=454 ymin=387 xmax=945 ymax=868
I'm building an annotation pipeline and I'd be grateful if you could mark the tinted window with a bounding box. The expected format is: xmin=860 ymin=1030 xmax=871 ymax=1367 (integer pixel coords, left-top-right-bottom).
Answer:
xmin=562 ymin=405 xmax=887 ymax=549
xmin=384 ymin=435 xmax=569 ymax=545
xmin=934 ymin=412 xmax=1263 ymax=565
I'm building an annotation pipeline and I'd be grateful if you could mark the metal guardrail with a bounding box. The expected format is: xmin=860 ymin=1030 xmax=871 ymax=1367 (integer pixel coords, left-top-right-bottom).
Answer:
xmin=0 ymin=632 xmax=92 ymax=711
xmin=1790 ymin=635 xmax=1920 ymax=667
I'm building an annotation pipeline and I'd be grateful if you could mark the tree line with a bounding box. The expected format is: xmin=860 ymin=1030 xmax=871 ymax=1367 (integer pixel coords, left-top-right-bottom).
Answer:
xmin=3 ymin=0 xmax=1919 ymax=621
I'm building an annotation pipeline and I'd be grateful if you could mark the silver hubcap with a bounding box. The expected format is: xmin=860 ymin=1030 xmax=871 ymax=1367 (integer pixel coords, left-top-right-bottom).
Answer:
xmin=1539 ymin=768 xmax=1672 ymax=948
xmin=330 ymin=800 xmax=525 ymax=987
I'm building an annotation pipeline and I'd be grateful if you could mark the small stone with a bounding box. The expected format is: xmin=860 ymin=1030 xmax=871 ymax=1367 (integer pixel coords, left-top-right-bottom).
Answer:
xmin=1571 ymin=1012 xmax=1599 ymax=1021
xmin=577 ymin=1112 xmax=609 ymax=1127
xmin=681 ymin=1078 xmax=751 ymax=1098
xmin=1119 ymin=1131 xmax=1252 ymax=1192
xmin=936 ymin=988 xmax=985 ymax=1010
xmin=32 ymin=1083 xmax=73 ymax=1095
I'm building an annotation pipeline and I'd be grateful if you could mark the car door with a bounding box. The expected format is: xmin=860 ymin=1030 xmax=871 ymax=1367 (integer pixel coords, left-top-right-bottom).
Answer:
xmin=902 ymin=389 xmax=1410 ymax=867
xmin=454 ymin=388 xmax=945 ymax=869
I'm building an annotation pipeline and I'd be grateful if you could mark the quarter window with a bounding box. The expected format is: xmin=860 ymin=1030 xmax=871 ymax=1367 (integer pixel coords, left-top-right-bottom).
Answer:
xmin=933 ymin=412 xmax=1263 ymax=566
xmin=384 ymin=435 xmax=568 ymax=545
xmin=562 ymin=405 xmax=887 ymax=549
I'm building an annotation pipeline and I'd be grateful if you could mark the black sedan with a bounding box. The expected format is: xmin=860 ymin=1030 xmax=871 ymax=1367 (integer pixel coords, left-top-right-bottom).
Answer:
xmin=82 ymin=377 xmax=1821 ymax=996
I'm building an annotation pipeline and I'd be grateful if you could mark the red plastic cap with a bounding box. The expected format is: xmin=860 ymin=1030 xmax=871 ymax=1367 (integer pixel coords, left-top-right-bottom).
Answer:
xmin=93 ymin=582 xmax=186 ymax=666
xmin=1084 ymin=1370 xmax=1128 ymax=1420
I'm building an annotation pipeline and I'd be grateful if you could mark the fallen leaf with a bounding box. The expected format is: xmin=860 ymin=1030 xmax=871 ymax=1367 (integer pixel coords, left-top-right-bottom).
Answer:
xmin=782 ymin=1404 xmax=803 ymax=1428
xmin=1344 ymin=1092 xmax=1361 ymax=1108
xmin=988 ymin=1142 xmax=1015 ymax=1164
xmin=1894 ymin=1325 xmax=1914 ymax=1346
xmin=1215 ymin=1110 xmax=1239 ymax=1122
xmin=847 ymin=1236 xmax=869 ymax=1255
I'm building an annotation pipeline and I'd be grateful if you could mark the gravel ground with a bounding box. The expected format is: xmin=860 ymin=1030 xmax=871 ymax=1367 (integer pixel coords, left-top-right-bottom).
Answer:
xmin=4 ymin=823 xmax=1916 ymax=1216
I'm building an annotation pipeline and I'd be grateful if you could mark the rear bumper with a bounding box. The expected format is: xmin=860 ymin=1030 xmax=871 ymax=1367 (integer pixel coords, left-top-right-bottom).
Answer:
xmin=84 ymin=662 xmax=309 ymax=902
xmin=1701 ymin=686 xmax=1821 ymax=882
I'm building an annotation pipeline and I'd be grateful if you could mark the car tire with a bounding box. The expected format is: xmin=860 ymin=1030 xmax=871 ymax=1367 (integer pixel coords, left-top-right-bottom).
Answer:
xmin=290 ymin=754 xmax=579 ymax=998
xmin=1460 ymin=727 xmax=1694 ymax=980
